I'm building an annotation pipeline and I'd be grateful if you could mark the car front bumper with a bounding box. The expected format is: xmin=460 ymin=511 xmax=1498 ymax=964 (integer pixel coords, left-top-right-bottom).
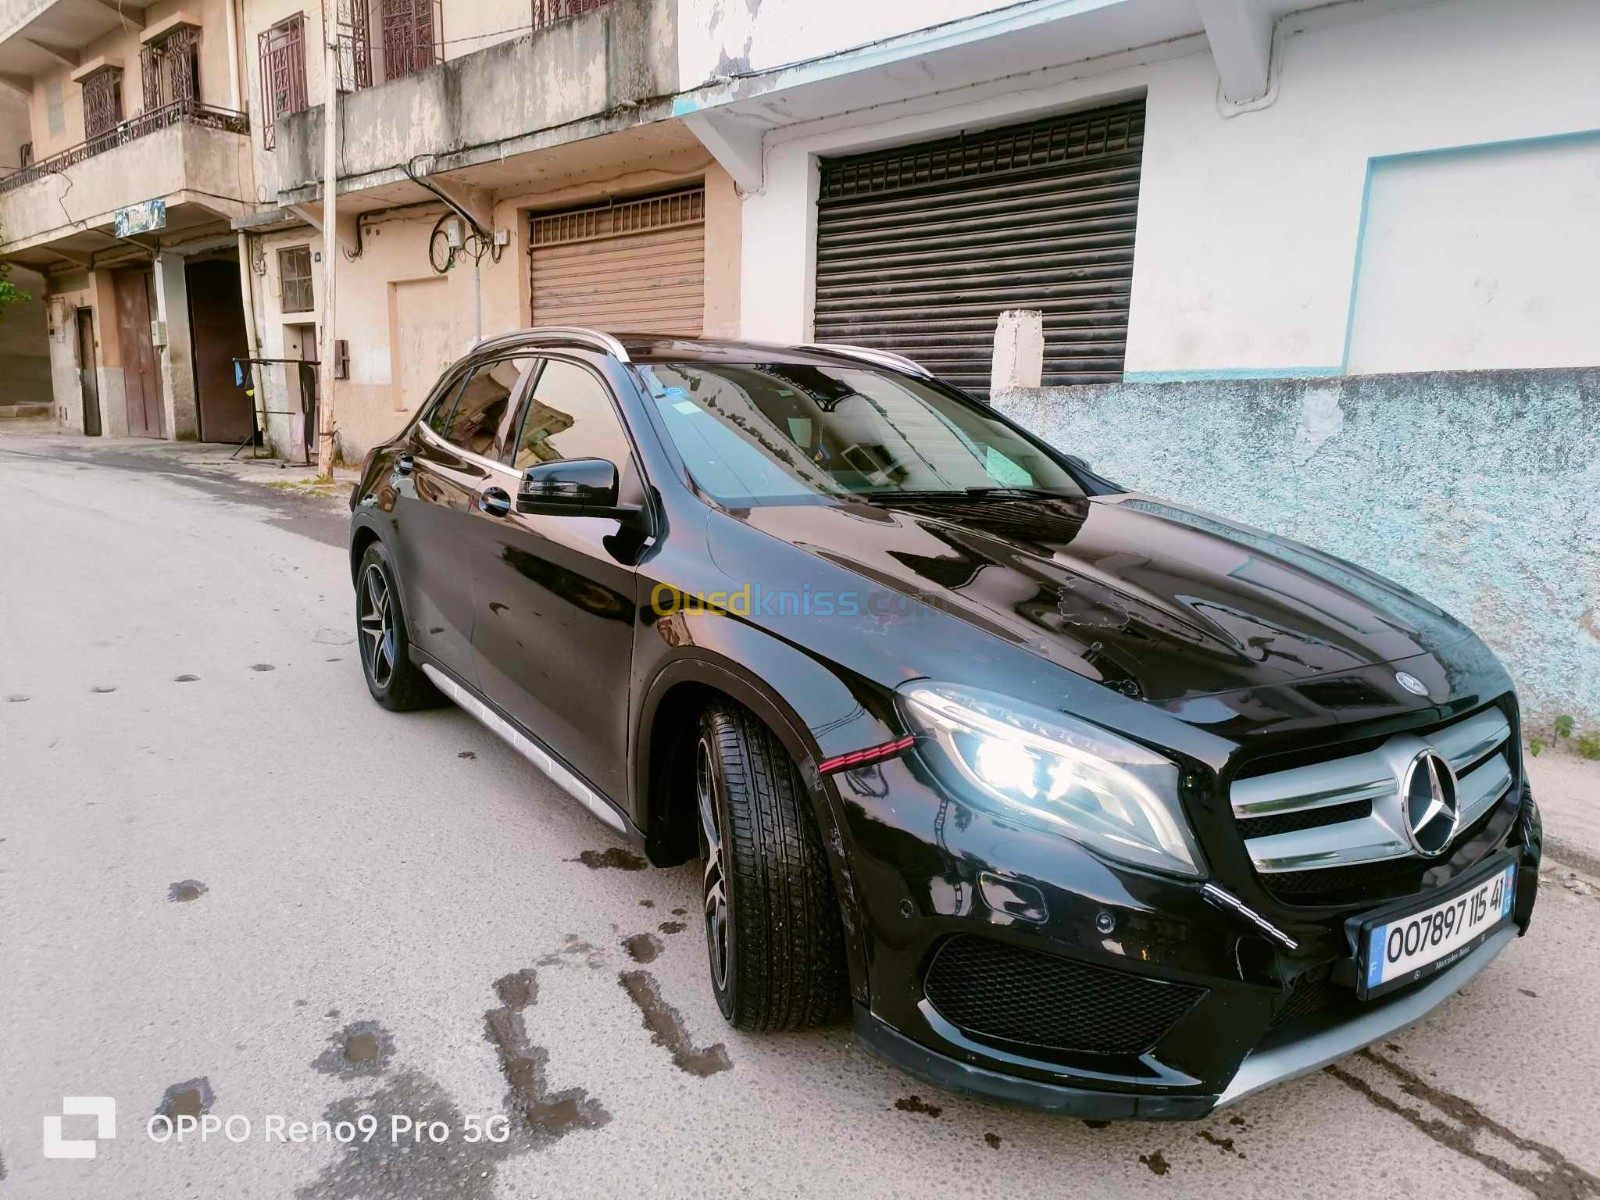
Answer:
xmin=835 ymin=756 xmax=1541 ymax=1119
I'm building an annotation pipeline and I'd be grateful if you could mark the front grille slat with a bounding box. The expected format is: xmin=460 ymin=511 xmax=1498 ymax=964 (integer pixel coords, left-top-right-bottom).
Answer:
xmin=1235 ymin=798 xmax=1373 ymax=840
xmin=1229 ymin=702 xmax=1517 ymax=903
xmin=923 ymin=935 xmax=1205 ymax=1056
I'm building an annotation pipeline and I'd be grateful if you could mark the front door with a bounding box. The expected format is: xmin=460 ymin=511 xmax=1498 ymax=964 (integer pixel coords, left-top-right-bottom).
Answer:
xmin=75 ymin=309 xmax=101 ymax=437
xmin=186 ymin=259 xmax=252 ymax=444
xmin=471 ymin=356 xmax=641 ymax=803
xmin=391 ymin=355 xmax=529 ymax=688
xmin=288 ymin=324 xmax=317 ymax=463
xmin=115 ymin=269 xmax=163 ymax=438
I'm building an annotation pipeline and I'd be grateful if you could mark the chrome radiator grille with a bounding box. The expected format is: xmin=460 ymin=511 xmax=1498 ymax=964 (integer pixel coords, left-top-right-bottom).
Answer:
xmin=1232 ymin=706 xmax=1515 ymax=878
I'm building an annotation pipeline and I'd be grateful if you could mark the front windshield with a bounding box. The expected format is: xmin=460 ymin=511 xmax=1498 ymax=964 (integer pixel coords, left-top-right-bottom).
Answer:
xmin=638 ymin=361 xmax=1084 ymax=507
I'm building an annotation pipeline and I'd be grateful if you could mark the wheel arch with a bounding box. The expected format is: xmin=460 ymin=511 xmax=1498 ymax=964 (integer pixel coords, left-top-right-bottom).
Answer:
xmin=349 ymin=517 xmax=384 ymax=584
xmin=634 ymin=630 xmax=894 ymax=1005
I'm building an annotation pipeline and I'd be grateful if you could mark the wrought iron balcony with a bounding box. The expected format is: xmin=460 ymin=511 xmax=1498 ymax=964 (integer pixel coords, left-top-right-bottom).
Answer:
xmin=0 ymin=99 xmax=248 ymax=196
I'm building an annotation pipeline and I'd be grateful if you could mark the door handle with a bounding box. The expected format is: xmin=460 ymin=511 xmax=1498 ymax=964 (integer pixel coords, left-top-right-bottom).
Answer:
xmin=478 ymin=487 xmax=512 ymax=518
xmin=395 ymin=452 xmax=413 ymax=475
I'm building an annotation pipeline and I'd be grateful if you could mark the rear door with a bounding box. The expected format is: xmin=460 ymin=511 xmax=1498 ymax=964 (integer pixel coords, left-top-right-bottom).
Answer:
xmin=471 ymin=356 xmax=642 ymax=802
xmin=390 ymin=355 xmax=530 ymax=686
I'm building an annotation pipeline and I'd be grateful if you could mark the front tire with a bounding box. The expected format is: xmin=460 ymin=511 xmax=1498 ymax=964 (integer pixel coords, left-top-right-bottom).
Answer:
xmin=355 ymin=542 xmax=442 ymax=712
xmin=697 ymin=703 xmax=848 ymax=1030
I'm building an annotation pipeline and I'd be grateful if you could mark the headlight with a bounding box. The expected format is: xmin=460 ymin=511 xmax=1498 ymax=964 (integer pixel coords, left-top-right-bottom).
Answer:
xmin=898 ymin=682 xmax=1203 ymax=878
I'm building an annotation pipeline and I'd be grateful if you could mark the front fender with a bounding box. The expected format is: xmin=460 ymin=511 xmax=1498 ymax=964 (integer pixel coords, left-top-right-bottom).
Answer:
xmin=633 ymin=609 xmax=900 ymax=1004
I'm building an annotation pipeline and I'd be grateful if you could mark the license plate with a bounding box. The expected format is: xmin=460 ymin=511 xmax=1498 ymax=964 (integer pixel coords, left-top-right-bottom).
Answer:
xmin=1357 ymin=860 xmax=1517 ymax=998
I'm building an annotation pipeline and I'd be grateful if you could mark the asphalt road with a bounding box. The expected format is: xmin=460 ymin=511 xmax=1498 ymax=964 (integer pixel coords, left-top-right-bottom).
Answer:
xmin=2 ymin=435 xmax=1599 ymax=1200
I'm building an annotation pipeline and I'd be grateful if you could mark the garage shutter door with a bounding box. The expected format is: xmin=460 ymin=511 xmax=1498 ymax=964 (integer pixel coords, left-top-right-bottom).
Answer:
xmin=814 ymin=101 xmax=1144 ymax=394
xmin=529 ymin=187 xmax=705 ymax=335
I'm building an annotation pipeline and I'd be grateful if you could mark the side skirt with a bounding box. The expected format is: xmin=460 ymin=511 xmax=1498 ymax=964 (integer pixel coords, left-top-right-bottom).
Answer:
xmin=420 ymin=662 xmax=629 ymax=836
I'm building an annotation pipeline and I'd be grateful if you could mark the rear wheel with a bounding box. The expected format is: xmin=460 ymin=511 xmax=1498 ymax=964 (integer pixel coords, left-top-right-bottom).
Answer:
xmin=696 ymin=703 xmax=848 ymax=1030
xmin=356 ymin=542 xmax=442 ymax=712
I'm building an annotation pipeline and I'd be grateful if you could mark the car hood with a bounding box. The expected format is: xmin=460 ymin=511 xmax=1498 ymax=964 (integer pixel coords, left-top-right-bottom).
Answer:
xmin=729 ymin=493 xmax=1474 ymax=705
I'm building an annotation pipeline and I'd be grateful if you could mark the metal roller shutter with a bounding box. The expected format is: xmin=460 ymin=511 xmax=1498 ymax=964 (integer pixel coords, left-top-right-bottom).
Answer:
xmin=529 ymin=187 xmax=705 ymax=335
xmin=814 ymin=101 xmax=1145 ymax=394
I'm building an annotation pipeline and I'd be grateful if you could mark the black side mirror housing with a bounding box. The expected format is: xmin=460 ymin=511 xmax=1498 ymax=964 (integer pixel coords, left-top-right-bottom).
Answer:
xmin=1061 ymin=452 xmax=1126 ymax=496
xmin=517 ymin=457 xmax=639 ymax=520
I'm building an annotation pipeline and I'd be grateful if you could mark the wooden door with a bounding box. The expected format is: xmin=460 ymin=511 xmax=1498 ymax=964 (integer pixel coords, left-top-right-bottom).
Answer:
xmin=115 ymin=269 xmax=163 ymax=438
xmin=76 ymin=308 xmax=101 ymax=437
xmin=185 ymin=259 xmax=252 ymax=443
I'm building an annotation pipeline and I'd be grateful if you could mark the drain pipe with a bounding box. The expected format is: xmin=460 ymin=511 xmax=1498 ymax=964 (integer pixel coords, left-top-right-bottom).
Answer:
xmin=404 ymin=155 xmax=497 ymax=346
xmin=402 ymin=154 xmax=495 ymax=246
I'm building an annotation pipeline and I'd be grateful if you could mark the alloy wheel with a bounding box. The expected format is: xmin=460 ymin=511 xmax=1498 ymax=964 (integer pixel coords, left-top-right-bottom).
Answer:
xmin=697 ymin=736 xmax=730 ymax=992
xmin=358 ymin=563 xmax=396 ymax=689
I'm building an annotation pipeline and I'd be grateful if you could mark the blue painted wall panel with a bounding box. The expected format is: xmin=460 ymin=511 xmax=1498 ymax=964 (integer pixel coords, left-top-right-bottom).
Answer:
xmin=997 ymin=369 xmax=1600 ymax=726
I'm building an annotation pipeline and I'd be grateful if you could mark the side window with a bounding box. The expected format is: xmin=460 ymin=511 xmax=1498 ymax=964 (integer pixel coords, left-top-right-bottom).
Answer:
xmin=422 ymin=370 xmax=467 ymax=437
xmin=508 ymin=359 xmax=630 ymax=470
xmin=424 ymin=357 xmax=533 ymax=456
xmin=440 ymin=358 xmax=531 ymax=457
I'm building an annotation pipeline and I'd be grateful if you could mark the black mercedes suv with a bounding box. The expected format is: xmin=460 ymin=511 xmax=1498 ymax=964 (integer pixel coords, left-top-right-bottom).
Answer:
xmin=350 ymin=327 xmax=1540 ymax=1118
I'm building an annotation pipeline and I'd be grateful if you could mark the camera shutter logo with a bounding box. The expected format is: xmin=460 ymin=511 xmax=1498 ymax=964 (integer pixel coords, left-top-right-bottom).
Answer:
xmin=1401 ymin=751 xmax=1460 ymax=856
xmin=42 ymin=1097 xmax=116 ymax=1160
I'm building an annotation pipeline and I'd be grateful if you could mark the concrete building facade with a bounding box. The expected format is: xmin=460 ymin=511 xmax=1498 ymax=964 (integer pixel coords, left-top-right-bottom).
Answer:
xmin=237 ymin=0 xmax=742 ymax=462
xmin=1 ymin=0 xmax=1595 ymax=721
xmin=0 ymin=0 xmax=257 ymax=442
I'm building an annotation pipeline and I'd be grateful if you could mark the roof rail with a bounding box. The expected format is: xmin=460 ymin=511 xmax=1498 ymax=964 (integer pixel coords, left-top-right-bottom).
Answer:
xmin=476 ymin=326 xmax=632 ymax=364
xmin=802 ymin=342 xmax=934 ymax=379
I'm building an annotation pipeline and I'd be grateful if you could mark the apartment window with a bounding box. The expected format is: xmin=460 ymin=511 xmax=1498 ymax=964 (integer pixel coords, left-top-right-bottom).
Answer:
xmin=258 ymin=14 xmax=308 ymax=150
xmin=18 ymin=143 xmax=31 ymax=169
xmin=378 ymin=0 xmax=441 ymax=82
xmin=45 ymin=80 xmax=64 ymax=136
xmin=141 ymin=24 xmax=202 ymax=110
xmin=279 ymin=246 xmax=314 ymax=313
xmin=81 ymin=67 xmax=124 ymax=140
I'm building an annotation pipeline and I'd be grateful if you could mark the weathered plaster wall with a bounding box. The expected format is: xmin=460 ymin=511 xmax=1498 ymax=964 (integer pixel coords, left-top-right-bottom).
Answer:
xmin=270 ymin=0 xmax=678 ymax=200
xmin=995 ymin=370 xmax=1600 ymax=727
xmin=246 ymin=152 xmax=738 ymax=464
xmin=45 ymin=278 xmax=88 ymax=427
xmin=678 ymin=0 xmax=1016 ymax=86
xmin=153 ymin=251 xmax=198 ymax=438
xmin=23 ymin=0 xmax=236 ymax=161
xmin=1 ymin=119 xmax=252 ymax=253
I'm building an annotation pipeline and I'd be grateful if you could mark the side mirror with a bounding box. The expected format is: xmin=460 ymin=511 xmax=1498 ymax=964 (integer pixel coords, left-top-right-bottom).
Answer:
xmin=517 ymin=457 xmax=634 ymax=519
xmin=1060 ymin=452 xmax=1125 ymax=496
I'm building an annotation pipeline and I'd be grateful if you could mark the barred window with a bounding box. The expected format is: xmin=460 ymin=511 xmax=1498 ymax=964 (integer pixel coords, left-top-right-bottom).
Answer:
xmin=278 ymin=246 xmax=314 ymax=313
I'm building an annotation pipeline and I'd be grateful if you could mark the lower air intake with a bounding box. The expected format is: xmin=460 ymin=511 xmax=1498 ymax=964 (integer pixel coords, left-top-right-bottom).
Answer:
xmin=922 ymin=935 xmax=1205 ymax=1056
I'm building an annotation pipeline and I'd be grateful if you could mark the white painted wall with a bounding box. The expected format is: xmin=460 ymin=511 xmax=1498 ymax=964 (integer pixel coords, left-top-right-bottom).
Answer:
xmin=1345 ymin=135 xmax=1600 ymax=374
xmin=1128 ymin=0 xmax=1600 ymax=377
xmin=729 ymin=0 xmax=1600 ymax=378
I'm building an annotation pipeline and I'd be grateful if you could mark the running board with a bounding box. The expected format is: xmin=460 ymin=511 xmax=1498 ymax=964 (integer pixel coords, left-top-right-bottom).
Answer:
xmin=420 ymin=663 xmax=626 ymax=835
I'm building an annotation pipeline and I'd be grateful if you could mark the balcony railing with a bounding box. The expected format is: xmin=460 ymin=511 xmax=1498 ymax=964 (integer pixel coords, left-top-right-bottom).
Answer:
xmin=532 ymin=0 xmax=610 ymax=28
xmin=0 ymin=99 xmax=249 ymax=195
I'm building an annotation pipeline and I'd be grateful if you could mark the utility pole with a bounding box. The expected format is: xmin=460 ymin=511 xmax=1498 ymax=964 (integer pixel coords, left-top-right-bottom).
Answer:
xmin=316 ymin=8 xmax=339 ymax=481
